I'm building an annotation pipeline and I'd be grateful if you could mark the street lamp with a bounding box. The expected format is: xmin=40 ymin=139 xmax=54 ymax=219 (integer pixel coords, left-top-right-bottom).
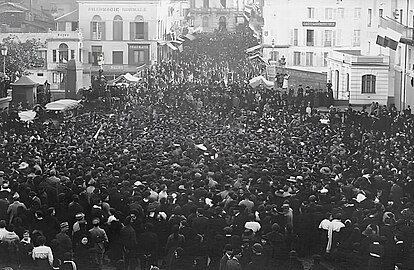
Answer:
xmin=1 ymin=44 xmax=8 ymax=76
xmin=271 ymin=38 xmax=275 ymax=61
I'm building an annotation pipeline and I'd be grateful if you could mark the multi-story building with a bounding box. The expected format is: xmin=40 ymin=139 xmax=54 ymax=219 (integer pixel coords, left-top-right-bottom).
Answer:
xmin=77 ymin=0 xmax=190 ymax=85
xmin=189 ymin=0 xmax=246 ymax=32
xmin=262 ymin=0 xmax=363 ymax=73
xmin=0 ymin=1 xmax=54 ymax=32
xmin=327 ymin=0 xmax=414 ymax=109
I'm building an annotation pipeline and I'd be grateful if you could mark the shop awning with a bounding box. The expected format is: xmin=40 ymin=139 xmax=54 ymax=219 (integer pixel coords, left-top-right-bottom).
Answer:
xmin=45 ymin=99 xmax=82 ymax=111
xmin=249 ymin=76 xmax=274 ymax=89
xmin=246 ymin=44 xmax=262 ymax=53
xmin=166 ymin=42 xmax=178 ymax=50
xmin=184 ymin=33 xmax=196 ymax=41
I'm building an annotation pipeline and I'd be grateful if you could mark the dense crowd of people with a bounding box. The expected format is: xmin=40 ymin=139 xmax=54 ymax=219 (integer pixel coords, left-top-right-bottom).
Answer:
xmin=0 ymin=29 xmax=414 ymax=270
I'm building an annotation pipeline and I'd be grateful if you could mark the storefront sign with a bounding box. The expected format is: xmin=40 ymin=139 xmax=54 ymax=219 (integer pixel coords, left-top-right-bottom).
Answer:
xmin=302 ymin=21 xmax=336 ymax=27
xmin=128 ymin=44 xmax=150 ymax=50
xmin=88 ymin=7 xmax=146 ymax=12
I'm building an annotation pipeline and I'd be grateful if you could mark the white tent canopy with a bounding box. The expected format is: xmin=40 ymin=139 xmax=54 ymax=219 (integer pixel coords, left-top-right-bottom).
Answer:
xmin=249 ymin=76 xmax=274 ymax=89
xmin=109 ymin=73 xmax=142 ymax=85
xmin=45 ymin=99 xmax=82 ymax=111
xmin=18 ymin=110 xmax=37 ymax=122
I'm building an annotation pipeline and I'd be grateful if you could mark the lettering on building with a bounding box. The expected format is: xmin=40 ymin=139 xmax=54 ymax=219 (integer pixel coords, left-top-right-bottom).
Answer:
xmin=302 ymin=22 xmax=336 ymax=27
xmin=87 ymin=7 xmax=147 ymax=12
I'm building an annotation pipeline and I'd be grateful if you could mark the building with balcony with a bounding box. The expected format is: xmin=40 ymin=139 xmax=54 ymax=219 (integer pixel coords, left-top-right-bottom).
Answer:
xmin=327 ymin=0 xmax=414 ymax=109
xmin=189 ymin=0 xmax=246 ymax=32
xmin=262 ymin=0 xmax=363 ymax=73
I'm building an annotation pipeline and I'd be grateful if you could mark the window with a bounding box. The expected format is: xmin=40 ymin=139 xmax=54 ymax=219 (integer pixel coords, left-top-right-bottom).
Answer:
xmin=79 ymin=48 xmax=82 ymax=62
xmin=325 ymin=8 xmax=333 ymax=19
xmin=379 ymin=9 xmax=383 ymax=18
xmin=58 ymin=43 xmax=68 ymax=63
xmin=91 ymin=15 xmax=105 ymax=40
xmin=397 ymin=46 xmax=401 ymax=66
xmin=202 ymin=16 xmax=209 ymax=28
xmin=91 ymin=46 xmax=102 ymax=66
xmin=361 ymin=75 xmax=376 ymax=93
xmin=306 ymin=30 xmax=314 ymax=46
xmin=293 ymin=29 xmax=298 ymax=46
xmin=368 ymin=9 xmax=372 ymax=27
xmin=113 ymin=15 xmax=123 ymax=41
xmin=71 ymin=50 xmax=75 ymax=59
xmin=53 ymin=50 xmax=57 ymax=62
xmin=346 ymin=73 xmax=350 ymax=92
xmin=400 ymin=9 xmax=403 ymax=24
xmin=221 ymin=0 xmax=226 ymax=8
xmin=130 ymin=15 xmax=148 ymax=40
xmin=203 ymin=0 xmax=209 ymax=8
xmin=324 ymin=30 xmax=332 ymax=47
xmin=113 ymin=51 xmax=123 ymax=65
xmin=71 ymin=22 xmax=78 ymax=31
xmin=354 ymin=8 xmax=361 ymax=18
xmin=409 ymin=48 xmax=412 ymax=70
xmin=57 ymin=21 xmax=65 ymax=31
xmin=190 ymin=0 xmax=195 ymax=8
xmin=270 ymin=51 xmax=279 ymax=61
xmin=306 ymin=52 xmax=313 ymax=66
xmin=353 ymin=30 xmax=360 ymax=46
xmin=324 ymin=52 xmax=328 ymax=67
xmin=307 ymin=7 xmax=315 ymax=19
xmin=294 ymin=52 xmax=301 ymax=65
xmin=337 ymin=8 xmax=344 ymax=19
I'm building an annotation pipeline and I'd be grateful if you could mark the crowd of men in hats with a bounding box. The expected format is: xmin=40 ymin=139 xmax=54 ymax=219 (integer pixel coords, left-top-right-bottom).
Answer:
xmin=0 ymin=29 xmax=414 ymax=270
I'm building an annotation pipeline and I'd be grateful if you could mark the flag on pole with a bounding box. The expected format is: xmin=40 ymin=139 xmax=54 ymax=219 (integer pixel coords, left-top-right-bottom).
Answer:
xmin=376 ymin=16 xmax=404 ymax=50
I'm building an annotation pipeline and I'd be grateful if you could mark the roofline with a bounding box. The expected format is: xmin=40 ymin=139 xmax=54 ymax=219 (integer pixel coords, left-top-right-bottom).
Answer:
xmin=54 ymin=9 xmax=79 ymax=21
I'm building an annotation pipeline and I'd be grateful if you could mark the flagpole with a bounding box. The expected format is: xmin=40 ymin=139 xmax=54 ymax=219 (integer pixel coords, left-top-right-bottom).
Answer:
xmin=402 ymin=0 xmax=409 ymax=110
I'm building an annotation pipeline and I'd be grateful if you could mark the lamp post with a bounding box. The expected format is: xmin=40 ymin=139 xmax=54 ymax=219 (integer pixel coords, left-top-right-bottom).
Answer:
xmin=1 ymin=44 xmax=8 ymax=76
xmin=271 ymin=38 xmax=275 ymax=62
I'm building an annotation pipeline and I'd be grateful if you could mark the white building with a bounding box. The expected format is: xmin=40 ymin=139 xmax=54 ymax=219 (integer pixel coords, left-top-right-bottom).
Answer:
xmin=262 ymin=0 xmax=363 ymax=73
xmin=327 ymin=0 xmax=414 ymax=109
xmin=189 ymin=0 xmax=246 ymax=32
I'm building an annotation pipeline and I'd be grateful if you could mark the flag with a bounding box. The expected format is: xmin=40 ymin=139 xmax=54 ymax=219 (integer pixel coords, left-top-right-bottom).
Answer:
xmin=93 ymin=124 xmax=104 ymax=140
xmin=376 ymin=16 xmax=404 ymax=51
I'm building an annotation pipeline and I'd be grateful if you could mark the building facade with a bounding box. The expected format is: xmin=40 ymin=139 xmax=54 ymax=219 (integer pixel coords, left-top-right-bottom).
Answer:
xmin=327 ymin=0 xmax=414 ymax=109
xmin=262 ymin=0 xmax=363 ymax=73
xmin=189 ymin=0 xmax=246 ymax=32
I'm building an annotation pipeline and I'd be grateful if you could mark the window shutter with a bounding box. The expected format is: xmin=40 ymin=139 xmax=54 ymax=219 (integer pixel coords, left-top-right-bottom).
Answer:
xmin=289 ymin=29 xmax=293 ymax=45
xmin=88 ymin=52 xmax=92 ymax=64
xmin=90 ymin=22 xmax=94 ymax=39
xmin=130 ymin=22 xmax=135 ymax=40
xmin=333 ymin=31 xmax=336 ymax=47
xmin=100 ymin=22 xmax=105 ymax=40
xmin=144 ymin=22 xmax=149 ymax=40
xmin=314 ymin=30 xmax=318 ymax=46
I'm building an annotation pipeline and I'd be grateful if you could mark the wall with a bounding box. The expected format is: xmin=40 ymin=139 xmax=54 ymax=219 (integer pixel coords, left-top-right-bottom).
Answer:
xmin=262 ymin=0 xmax=363 ymax=71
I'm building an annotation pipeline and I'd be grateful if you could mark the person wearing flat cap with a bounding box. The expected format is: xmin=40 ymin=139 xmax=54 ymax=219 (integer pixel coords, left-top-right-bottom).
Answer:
xmin=89 ymin=218 xmax=108 ymax=266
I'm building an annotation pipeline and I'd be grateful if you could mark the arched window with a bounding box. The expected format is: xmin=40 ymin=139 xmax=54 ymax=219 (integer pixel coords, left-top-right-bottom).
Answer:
xmin=219 ymin=16 xmax=227 ymax=31
xmin=202 ymin=16 xmax=209 ymax=28
xmin=361 ymin=74 xmax=376 ymax=93
xmin=91 ymin=15 xmax=105 ymax=40
xmin=270 ymin=51 xmax=279 ymax=61
xmin=130 ymin=15 xmax=147 ymax=40
xmin=113 ymin=15 xmax=123 ymax=41
xmin=58 ymin=43 xmax=68 ymax=63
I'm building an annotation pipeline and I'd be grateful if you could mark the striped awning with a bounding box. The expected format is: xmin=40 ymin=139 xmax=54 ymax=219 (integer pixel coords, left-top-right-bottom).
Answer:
xmin=166 ymin=42 xmax=178 ymax=50
xmin=246 ymin=44 xmax=262 ymax=53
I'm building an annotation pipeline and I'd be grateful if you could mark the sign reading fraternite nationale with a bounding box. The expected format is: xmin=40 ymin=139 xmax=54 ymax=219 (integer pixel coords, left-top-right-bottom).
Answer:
xmin=302 ymin=22 xmax=336 ymax=27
